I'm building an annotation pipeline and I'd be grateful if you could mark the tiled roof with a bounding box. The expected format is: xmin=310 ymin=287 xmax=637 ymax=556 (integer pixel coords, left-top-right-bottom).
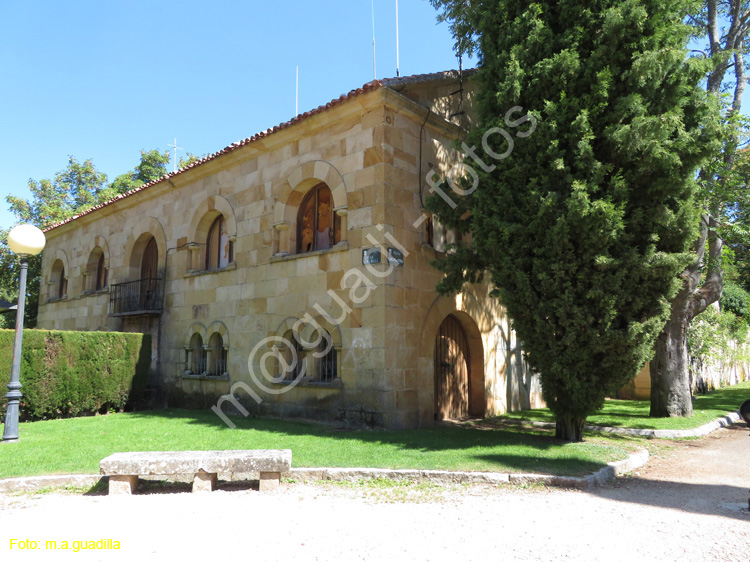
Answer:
xmin=44 ymin=69 xmax=473 ymax=232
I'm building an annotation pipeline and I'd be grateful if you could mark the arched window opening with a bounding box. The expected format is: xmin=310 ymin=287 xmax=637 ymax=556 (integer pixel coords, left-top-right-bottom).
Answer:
xmin=280 ymin=331 xmax=306 ymax=382
xmin=425 ymin=215 xmax=434 ymax=247
xmin=49 ymin=259 xmax=67 ymax=300
xmin=206 ymin=215 xmax=233 ymax=270
xmin=58 ymin=266 xmax=67 ymax=299
xmin=85 ymin=247 xmax=107 ymax=292
xmin=189 ymin=333 xmax=206 ymax=375
xmin=208 ymin=332 xmax=227 ymax=376
xmin=315 ymin=330 xmax=337 ymax=383
xmin=96 ymin=252 xmax=107 ymax=290
xmin=297 ymin=183 xmax=341 ymax=254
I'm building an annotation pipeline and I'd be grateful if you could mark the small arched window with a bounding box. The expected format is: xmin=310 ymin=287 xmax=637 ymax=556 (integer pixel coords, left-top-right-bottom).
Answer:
xmin=208 ymin=332 xmax=227 ymax=376
xmin=86 ymin=247 xmax=108 ymax=292
xmin=206 ymin=215 xmax=233 ymax=270
xmin=315 ymin=330 xmax=337 ymax=383
xmin=58 ymin=266 xmax=67 ymax=299
xmin=425 ymin=215 xmax=434 ymax=247
xmin=190 ymin=333 xmax=206 ymax=374
xmin=280 ymin=330 xmax=306 ymax=382
xmin=96 ymin=253 xmax=107 ymax=290
xmin=50 ymin=259 xmax=67 ymax=300
xmin=297 ymin=183 xmax=341 ymax=254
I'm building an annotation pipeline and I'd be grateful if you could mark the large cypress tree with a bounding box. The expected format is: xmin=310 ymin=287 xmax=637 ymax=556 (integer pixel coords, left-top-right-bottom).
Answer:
xmin=429 ymin=0 xmax=720 ymax=440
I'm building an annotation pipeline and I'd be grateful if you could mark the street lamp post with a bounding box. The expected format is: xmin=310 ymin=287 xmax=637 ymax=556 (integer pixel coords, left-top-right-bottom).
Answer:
xmin=2 ymin=224 xmax=45 ymax=443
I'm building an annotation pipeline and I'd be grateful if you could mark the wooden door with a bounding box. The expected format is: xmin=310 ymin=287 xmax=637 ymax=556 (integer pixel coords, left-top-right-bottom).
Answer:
xmin=141 ymin=238 xmax=158 ymax=280
xmin=140 ymin=238 xmax=158 ymax=310
xmin=434 ymin=314 xmax=470 ymax=420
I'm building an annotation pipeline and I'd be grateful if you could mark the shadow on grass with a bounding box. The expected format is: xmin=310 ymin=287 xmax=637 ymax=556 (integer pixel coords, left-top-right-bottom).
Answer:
xmin=496 ymin=382 xmax=750 ymax=430
xmin=83 ymin=478 xmax=108 ymax=496
xmin=118 ymin=408 xmax=622 ymax=477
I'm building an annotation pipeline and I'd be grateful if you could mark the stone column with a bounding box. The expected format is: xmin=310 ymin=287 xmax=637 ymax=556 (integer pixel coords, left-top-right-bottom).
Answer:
xmin=187 ymin=242 xmax=202 ymax=271
xmin=273 ymin=222 xmax=291 ymax=256
xmin=222 ymin=346 xmax=230 ymax=376
xmin=203 ymin=345 xmax=212 ymax=376
xmin=334 ymin=207 xmax=348 ymax=244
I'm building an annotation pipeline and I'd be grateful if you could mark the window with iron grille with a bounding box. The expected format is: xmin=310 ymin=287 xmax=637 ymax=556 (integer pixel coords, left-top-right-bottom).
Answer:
xmin=315 ymin=331 xmax=337 ymax=383
xmin=208 ymin=332 xmax=226 ymax=376
xmin=280 ymin=331 xmax=306 ymax=381
xmin=189 ymin=333 xmax=206 ymax=374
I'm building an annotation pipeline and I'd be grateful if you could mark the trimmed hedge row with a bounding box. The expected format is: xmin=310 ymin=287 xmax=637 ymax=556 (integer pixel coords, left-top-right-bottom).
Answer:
xmin=0 ymin=329 xmax=150 ymax=421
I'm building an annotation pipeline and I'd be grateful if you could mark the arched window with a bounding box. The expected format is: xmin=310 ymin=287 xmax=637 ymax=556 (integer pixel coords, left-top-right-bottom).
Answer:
xmin=50 ymin=259 xmax=67 ymax=300
xmin=315 ymin=330 xmax=337 ymax=382
xmin=208 ymin=332 xmax=227 ymax=376
xmin=280 ymin=330 xmax=306 ymax=382
xmin=58 ymin=266 xmax=67 ymax=299
xmin=205 ymin=215 xmax=233 ymax=270
xmin=297 ymin=183 xmax=341 ymax=254
xmin=189 ymin=333 xmax=206 ymax=374
xmin=85 ymin=247 xmax=108 ymax=292
xmin=96 ymin=252 xmax=107 ymax=290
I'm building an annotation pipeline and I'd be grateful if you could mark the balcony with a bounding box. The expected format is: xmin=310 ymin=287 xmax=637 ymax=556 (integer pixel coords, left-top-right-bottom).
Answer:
xmin=109 ymin=278 xmax=163 ymax=317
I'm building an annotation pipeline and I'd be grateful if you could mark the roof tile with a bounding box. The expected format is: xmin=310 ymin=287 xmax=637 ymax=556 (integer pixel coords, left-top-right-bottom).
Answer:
xmin=45 ymin=69 xmax=472 ymax=232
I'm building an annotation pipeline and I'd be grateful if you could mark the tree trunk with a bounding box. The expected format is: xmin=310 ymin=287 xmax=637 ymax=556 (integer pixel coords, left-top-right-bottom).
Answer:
xmin=650 ymin=215 xmax=722 ymax=417
xmin=555 ymin=415 xmax=585 ymax=442
xmin=649 ymin=308 xmax=693 ymax=417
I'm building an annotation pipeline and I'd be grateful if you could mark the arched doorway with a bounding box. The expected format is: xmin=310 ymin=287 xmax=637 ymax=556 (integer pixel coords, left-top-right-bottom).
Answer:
xmin=141 ymin=237 xmax=158 ymax=279
xmin=139 ymin=237 xmax=159 ymax=311
xmin=434 ymin=314 xmax=471 ymax=420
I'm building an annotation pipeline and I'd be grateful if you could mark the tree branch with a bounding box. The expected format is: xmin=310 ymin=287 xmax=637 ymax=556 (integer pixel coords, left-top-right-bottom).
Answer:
xmin=688 ymin=215 xmax=724 ymax=322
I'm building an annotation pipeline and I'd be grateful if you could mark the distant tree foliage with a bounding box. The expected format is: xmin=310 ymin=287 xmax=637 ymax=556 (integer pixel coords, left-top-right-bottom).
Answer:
xmin=178 ymin=152 xmax=202 ymax=169
xmin=429 ymin=0 xmax=720 ymax=440
xmin=109 ymin=149 xmax=170 ymax=195
xmin=1 ymin=148 xmax=175 ymax=329
xmin=648 ymin=0 xmax=750 ymax=417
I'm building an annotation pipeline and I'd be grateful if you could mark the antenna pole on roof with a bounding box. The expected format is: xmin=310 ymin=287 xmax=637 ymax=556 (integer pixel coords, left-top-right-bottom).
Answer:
xmin=396 ymin=0 xmax=400 ymax=77
xmin=372 ymin=0 xmax=377 ymax=79
xmin=168 ymin=138 xmax=182 ymax=173
xmin=296 ymin=65 xmax=299 ymax=116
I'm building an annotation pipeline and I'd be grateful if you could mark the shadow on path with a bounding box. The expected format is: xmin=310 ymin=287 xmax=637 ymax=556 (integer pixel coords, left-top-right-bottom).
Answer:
xmin=588 ymin=423 xmax=750 ymax=522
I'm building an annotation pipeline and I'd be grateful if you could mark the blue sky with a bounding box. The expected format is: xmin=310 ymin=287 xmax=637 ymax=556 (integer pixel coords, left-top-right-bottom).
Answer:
xmin=0 ymin=0 xmax=471 ymax=229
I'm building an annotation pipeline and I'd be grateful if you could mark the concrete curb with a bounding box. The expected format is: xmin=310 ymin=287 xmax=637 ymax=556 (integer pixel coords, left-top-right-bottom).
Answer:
xmin=506 ymin=411 xmax=741 ymax=439
xmin=0 ymin=474 xmax=104 ymax=494
xmin=288 ymin=447 xmax=650 ymax=490
xmin=0 ymin=448 xmax=650 ymax=494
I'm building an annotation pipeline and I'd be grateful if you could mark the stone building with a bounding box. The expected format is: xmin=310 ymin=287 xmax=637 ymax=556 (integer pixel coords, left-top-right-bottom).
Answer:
xmin=37 ymin=70 xmax=544 ymax=429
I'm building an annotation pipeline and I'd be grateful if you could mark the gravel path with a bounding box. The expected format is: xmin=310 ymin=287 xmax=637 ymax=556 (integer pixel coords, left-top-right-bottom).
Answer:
xmin=1 ymin=423 xmax=748 ymax=562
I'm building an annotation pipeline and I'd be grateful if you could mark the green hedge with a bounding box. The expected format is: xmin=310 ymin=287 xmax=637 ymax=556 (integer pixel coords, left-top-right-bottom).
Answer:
xmin=0 ymin=330 xmax=150 ymax=421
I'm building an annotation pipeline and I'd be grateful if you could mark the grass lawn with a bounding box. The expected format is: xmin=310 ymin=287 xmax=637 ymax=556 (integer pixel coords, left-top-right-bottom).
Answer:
xmin=0 ymin=408 xmax=645 ymax=479
xmin=495 ymin=381 xmax=750 ymax=430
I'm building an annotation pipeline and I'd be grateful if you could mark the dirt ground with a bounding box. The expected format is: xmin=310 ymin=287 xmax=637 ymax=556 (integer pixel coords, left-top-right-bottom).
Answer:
xmin=0 ymin=423 xmax=748 ymax=562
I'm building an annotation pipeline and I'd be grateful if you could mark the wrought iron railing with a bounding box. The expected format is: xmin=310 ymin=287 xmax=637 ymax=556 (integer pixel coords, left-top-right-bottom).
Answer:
xmin=109 ymin=278 xmax=163 ymax=316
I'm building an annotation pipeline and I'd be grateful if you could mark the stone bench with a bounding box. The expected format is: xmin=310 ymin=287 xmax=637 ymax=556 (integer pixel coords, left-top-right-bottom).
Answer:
xmin=99 ymin=449 xmax=292 ymax=494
